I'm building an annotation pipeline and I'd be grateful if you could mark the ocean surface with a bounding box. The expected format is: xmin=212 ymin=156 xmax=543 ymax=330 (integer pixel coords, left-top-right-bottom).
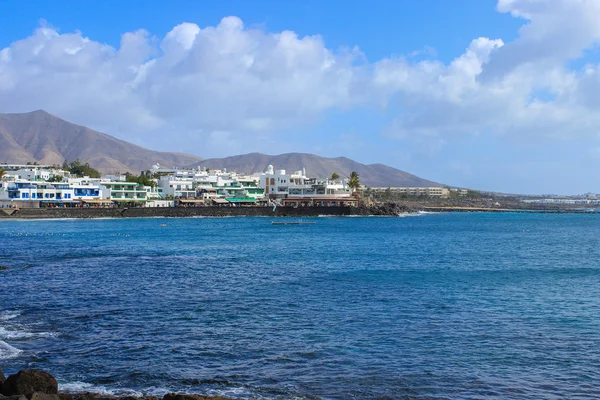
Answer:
xmin=1 ymin=213 xmax=600 ymax=399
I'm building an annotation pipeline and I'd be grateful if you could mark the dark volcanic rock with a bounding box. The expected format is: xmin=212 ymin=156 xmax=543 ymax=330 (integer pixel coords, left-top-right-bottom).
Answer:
xmin=2 ymin=371 xmax=58 ymax=396
xmin=27 ymin=393 xmax=60 ymax=400
xmin=353 ymin=202 xmax=414 ymax=216
xmin=57 ymin=393 xmax=73 ymax=400
xmin=1 ymin=367 xmax=6 ymax=384
xmin=69 ymin=393 xmax=99 ymax=400
xmin=163 ymin=393 xmax=233 ymax=400
xmin=1 ymin=396 xmax=28 ymax=400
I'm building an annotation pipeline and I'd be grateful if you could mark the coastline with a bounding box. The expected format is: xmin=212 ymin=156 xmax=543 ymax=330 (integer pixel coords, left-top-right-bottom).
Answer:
xmin=0 ymin=204 xmax=412 ymax=220
xmin=0 ymin=203 xmax=596 ymax=220
xmin=0 ymin=369 xmax=237 ymax=400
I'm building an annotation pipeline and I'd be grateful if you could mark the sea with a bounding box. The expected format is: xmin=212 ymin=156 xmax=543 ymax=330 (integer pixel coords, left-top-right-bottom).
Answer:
xmin=1 ymin=213 xmax=599 ymax=400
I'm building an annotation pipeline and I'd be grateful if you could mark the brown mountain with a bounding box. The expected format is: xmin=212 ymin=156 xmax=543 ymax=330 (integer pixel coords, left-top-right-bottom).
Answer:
xmin=0 ymin=110 xmax=202 ymax=173
xmin=0 ymin=110 xmax=440 ymax=186
xmin=187 ymin=153 xmax=441 ymax=187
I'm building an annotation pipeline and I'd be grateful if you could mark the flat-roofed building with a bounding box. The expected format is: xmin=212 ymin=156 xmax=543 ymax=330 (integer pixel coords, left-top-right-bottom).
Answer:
xmin=370 ymin=187 xmax=450 ymax=197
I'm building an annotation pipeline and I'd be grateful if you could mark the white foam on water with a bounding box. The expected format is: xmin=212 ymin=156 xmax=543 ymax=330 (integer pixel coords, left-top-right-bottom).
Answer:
xmin=59 ymin=382 xmax=111 ymax=394
xmin=60 ymin=382 xmax=165 ymax=397
xmin=0 ymin=340 xmax=22 ymax=359
xmin=0 ymin=326 xmax=56 ymax=340
xmin=207 ymin=386 xmax=253 ymax=398
xmin=60 ymin=383 xmax=262 ymax=399
xmin=396 ymin=212 xmax=425 ymax=218
xmin=0 ymin=311 xmax=21 ymax=321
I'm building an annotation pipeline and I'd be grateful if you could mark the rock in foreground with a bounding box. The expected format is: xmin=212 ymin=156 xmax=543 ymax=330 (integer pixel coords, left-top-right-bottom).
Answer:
xmin=1 ymin=370 xmax=58 ymax=396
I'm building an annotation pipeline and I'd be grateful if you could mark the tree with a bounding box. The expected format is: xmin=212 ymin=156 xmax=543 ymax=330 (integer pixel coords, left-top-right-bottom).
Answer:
xmin=48 ymin=175 xmax=64 ymax=182
xmin=0 ymin=167 xmax=4 ymax=179
xmin=126 ymin=174 xmax=157 ymax=187
xmin=67 ymin=159 xmax=101 ymax=178
xmin=330 ymin=172 xmax=340 ymax=181
xmin=348 ymin=171 xmax=360 ymax=193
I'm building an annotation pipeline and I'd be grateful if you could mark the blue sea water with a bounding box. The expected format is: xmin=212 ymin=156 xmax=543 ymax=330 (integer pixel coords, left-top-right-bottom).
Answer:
xmin=1 ymin=213 xmax=600 ymax=399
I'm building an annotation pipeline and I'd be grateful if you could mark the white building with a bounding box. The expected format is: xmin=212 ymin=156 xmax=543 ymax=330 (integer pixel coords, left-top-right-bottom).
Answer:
xmin=370 ymin=187 xmax=451 ymax=197
xmin=258 ymin=165 xmax=356 ymax=206
xmin=156 ymin=169 xmax=264 ymax=201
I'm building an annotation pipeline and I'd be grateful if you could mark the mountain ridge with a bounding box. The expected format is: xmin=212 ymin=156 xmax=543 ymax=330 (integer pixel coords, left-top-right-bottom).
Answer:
xmin=0 ymin=110 xmax=203 ymax=173
xmin=186 ymin=152 xmax=441 ymax=187
xmin=0 ymin=110 xmax=441 ymax=187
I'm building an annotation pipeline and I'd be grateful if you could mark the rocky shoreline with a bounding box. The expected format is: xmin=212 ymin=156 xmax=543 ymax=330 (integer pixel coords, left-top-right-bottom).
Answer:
xmin=0 ymin=204 xmax=414 ymax=219
xmin=0 ymin=370 xmax=234 ymax=400
xmin=0 ymin=202 xmax=594 ymax=220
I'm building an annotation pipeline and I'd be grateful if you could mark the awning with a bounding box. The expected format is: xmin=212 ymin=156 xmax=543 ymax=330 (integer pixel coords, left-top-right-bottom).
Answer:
xmin=212 ymin=198 xmax=229 ymax=204
xmin=112 ymin=199 xmax=147 ymax=202
xmin=179 ymin=199 xmax=206 ymax=203
xmin=226 ymin=198 xmax=257 ymax=203
xmin=81 ymin=199 xmax=114 ymax=204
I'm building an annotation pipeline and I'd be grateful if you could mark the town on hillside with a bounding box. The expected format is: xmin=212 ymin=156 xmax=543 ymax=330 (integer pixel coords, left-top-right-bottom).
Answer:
xmin=0 ymin=161 xmax=468 ymax=209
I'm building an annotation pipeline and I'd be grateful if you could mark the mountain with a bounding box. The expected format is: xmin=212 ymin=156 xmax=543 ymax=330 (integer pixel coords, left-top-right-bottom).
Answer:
xmin=0 ymin=110 xmax=440 ymax=187
xmin=0 ymin=110 xmax=202 ymax=173
xmin=186 ymin=153 xmax=441 ymax=187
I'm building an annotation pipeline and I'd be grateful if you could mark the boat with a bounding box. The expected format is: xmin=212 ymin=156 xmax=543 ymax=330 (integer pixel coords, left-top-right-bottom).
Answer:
xmin=271 ymin=218 xmax=316 ymax=225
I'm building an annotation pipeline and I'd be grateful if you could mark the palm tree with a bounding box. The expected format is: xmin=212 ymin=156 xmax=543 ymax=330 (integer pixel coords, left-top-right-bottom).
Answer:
xmin=330 ymin=172 xmax=340 ymax=181
xmin=348 ymin=171 xmax=360 ymax=193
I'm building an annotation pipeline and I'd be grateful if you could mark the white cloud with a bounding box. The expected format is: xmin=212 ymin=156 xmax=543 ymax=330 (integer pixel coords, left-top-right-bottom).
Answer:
xmin=0 ymin=16 xmax=368 ymax=150
xmin=377 ymin=0 xmax=600 ymax=148
xmin=2 ymin=1 xmax=600 ymax=160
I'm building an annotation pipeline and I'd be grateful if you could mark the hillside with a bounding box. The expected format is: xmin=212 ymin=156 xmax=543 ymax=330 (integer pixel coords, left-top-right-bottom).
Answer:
xmin=187 ymin=153 xmax=441 ymax=187
xmin=0 ymin=110 xmax=202 ymax=173
xmin=0 ymin=111 xmax=440 ymax=187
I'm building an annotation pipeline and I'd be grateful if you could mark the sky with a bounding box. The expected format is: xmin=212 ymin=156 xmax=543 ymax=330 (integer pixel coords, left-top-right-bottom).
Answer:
xmin=1 ymin=0 xmax=599 ymax=195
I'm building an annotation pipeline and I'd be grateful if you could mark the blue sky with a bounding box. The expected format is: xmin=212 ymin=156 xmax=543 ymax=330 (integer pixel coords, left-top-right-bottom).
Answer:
xmin=1 ymin=0 xmax=599 ymax=194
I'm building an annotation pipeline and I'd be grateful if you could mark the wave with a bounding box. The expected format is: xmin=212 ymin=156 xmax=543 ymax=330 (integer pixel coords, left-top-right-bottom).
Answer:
xmin=0 ymin=340 xmax=22 ymax=359
xmin=0 ymin=311 xmax=21 ymax=321
xmin=60 ymin=382 xmax=167 ymax=397
xmin=59 ymin=382 xmax=260 ymax=399
xmin=0 ymin=327 xmax=56 ymax=340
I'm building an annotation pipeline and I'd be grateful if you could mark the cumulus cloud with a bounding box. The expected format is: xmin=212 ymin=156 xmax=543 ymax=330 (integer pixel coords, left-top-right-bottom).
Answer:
xmin=2 ymin=0 xmax=600 ymax=158
xmin=378 ymin=0 xmax=600 ymax=146
xmin=0 ymin=17 xmax=368 ymax=150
